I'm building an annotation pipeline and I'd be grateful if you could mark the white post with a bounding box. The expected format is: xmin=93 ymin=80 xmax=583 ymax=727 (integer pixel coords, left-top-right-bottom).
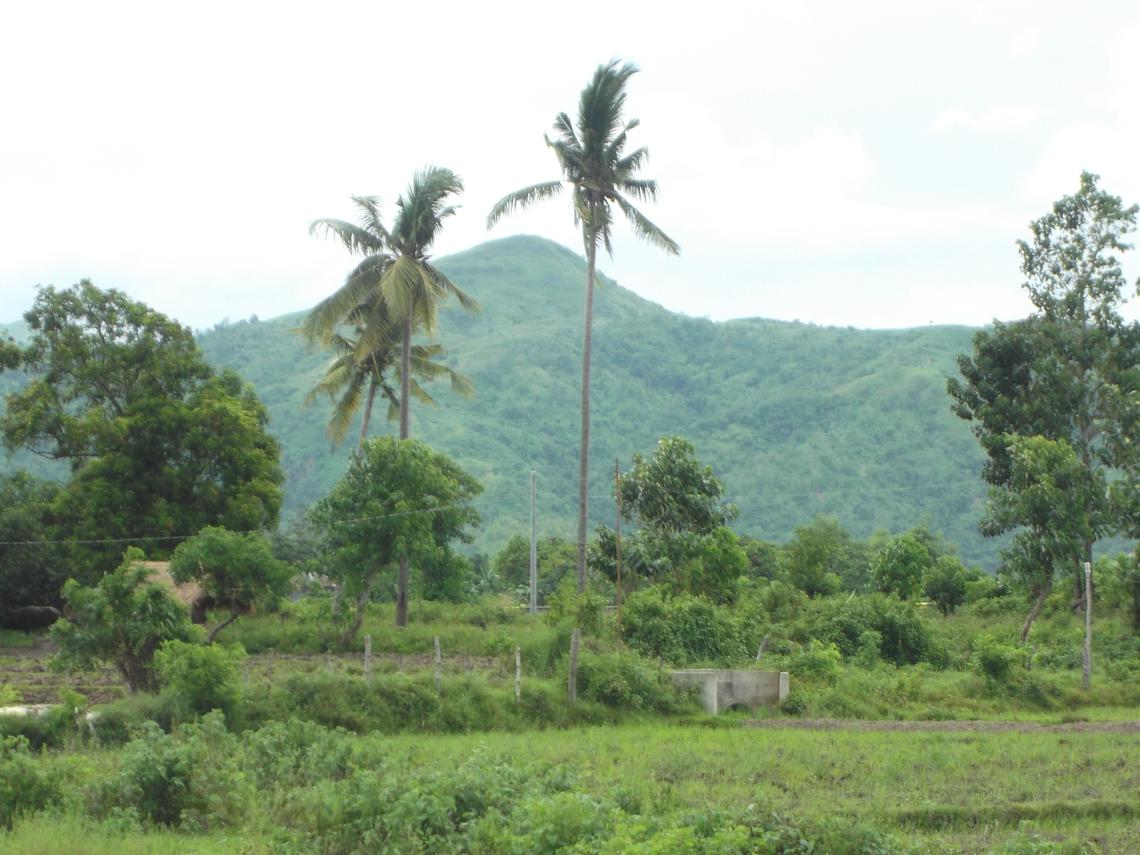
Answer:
xmin=364 ymin=634 xmax=372 ymax=684
xmin=1082 ymin=561 xmax=1093 ymax=690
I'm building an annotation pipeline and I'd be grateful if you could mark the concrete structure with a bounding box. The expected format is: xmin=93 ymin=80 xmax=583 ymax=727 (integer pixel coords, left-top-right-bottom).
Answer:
xmin=671 ymin=669 xmax=789 ymax=715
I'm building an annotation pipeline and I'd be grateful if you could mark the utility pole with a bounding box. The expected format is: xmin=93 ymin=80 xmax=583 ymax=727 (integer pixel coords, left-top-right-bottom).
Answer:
xmin=614 ymin=457 xmax=623 ymax=638
xmin=1082 ymin=561 xmax=1093 ymax=690
xmin=529 ymin=469 xmax=537 ymax=615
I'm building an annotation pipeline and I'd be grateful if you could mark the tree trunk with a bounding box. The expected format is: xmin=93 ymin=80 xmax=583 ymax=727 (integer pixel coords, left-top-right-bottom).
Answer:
xmin=395 ymin=306 xmax=413 ymax=628
xmin=207 ymin=608 xmax=241 ymax=644
xmin=1020 ymin=576 xmax=1053 ymax=643
xmin=340 ymin=571 xmax=378 ymax=650
xmin=576 ymin=237 xmax=597 ymax=594
xmin=356 ymin=377 xmax=378 ymax=459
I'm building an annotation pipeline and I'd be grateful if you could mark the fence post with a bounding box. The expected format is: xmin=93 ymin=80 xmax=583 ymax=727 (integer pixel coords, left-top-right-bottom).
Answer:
xmin=515 ymin=647 xmax=522 ymax=703
xmin=364 ymin=634 xmax=372 ymax=684
xmin=568 ymin=628 xmax=580 ymax=703
xmin=434 ymin=636 xmax=442 ymax=691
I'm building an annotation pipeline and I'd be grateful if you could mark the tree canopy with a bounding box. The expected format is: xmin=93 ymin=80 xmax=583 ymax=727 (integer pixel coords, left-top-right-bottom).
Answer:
xmin=1 ymin=282 xmax=283 ymax=577
xmin=948 ymin=172 xmax=1139 ymax=637
xmin=310 ymin=436 xmax=482 ymax=646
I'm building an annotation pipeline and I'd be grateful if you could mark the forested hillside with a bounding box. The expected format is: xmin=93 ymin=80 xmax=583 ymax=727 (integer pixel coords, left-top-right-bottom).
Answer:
xmin=175 ymin=235 xmax=995 ymax=564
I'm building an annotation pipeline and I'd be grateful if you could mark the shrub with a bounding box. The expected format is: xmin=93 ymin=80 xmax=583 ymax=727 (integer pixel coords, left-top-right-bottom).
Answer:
xmin=972 ymin=634 xmax=1021 ymax=686
xmin=621 ymin=587 xmax=746 ymax=665
xmin=573 ymin=652 xmax=685 ymax=712
xmin=155 ymin=640 xmax=245 ymax=720
xmin=923 ymin=556 xmax=970 ymax=615
xmin=91 ymin=712 xmax=249 ymax=830
xmin=545 ymin=576 xmax=606 ymax=634
xmin=0 ymin=735 xmax=61 ymax=829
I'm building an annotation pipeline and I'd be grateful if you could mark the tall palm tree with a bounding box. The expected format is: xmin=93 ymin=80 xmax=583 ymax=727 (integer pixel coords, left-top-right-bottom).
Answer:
xmin=308 ymin=169 xmax=477 ymax=626
xmin=487 ymin=60 xmax=679 ymax=592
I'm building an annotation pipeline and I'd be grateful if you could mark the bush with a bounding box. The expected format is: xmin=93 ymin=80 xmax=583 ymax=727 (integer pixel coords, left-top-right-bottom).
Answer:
xmin=545 ymin=576 xmax=606 ymax=634
xmin=573 ymin=652 xmax=686 ymax=712
xmin=0 ymin=735 xmax=61 ymax=829
xmin=155 ymin=640 xmax=245 ymax=720
xmin=90 ymin=712 xmax=249 ymax=830
xmin=972 ymin=634 xmax=1021 ymax=686
xmin=621 ymin=587 xmax=746 ymax=665
xmin=797 ymin=594 xmax=944 ymax=667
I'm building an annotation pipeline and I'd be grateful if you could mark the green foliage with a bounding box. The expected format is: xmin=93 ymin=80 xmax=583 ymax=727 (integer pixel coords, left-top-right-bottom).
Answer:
xmin=51 ymin=547 xmax=199 ymax=693
xmin=91 ymin=713 xmax=249 ymax=830
xmin=971 ymin=634 xmax=1022 ymax=686
xmin=794 ymin=593 xmax=944 ymax=667
xmin=870 ymin=533 xmax=930 ymax=599
xmin=784 ymin=516 xmax=866 ymax=596
xmin=154 ymin=640 xmax=245 ymax=720
xmin=573 ymin=652 xmax=683 ymax=711
xmin=493 ymin=534 xmax=577 ymax=602
xmin=680 ymin=526 xmax=748 ymax=603
xmin=1 ymin=282 xmax=282 ymax=577
xmin=949 ymin=173 xmax=1140 ymax=625
xmin=923 ymin=555 xmax=972 ymax=615
xmin=310 ymin=436 xmax=482 ymax=644
xmin=0 ymin=736 xmax=61 ymax=830
xmin=170 ymin=526 xmax=292 ymax=640
xmin=621 ymin=587 xmax=746 ymax=665
xmin=619 ymin=436 xmax=736 ymax=537
xmin=545 ymin=576 xmax=606 ymax=634
xmin=0 ymin=472 xmax=65 ymax=610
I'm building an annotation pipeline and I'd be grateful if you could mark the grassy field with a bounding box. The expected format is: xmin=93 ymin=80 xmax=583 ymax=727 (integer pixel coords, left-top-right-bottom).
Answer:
xmin=2 ymin=722 xmax=1137 ymax=853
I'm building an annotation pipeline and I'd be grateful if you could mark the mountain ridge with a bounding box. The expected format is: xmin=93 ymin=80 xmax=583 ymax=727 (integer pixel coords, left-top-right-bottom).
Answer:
xmin=2 ymin=235 xmax=1003 ymax=565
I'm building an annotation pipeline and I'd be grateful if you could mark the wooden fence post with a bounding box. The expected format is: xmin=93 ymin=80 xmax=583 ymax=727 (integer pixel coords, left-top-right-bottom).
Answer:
xmin=515 ymin=647 xmax=522 ymax=703
xmin=434 ymin=636 xmax=442 ymax=691
xmin=568 ymin=628 xmax=580 ymax=704
xmin=364 ymin=634 xmax=372 ymax=684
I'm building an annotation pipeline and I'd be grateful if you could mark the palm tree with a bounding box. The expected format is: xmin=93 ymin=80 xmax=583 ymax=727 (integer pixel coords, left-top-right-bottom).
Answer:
xmin=487 ymin=60 xmax=679 ymax=592
xmin=305 ymin=308 xmax=473 ymax=457
xmin=308 ymin=169 xmax=477 ymax=626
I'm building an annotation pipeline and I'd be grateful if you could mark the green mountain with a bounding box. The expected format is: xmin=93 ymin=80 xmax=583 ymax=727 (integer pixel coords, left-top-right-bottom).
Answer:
xmin=2 ymin=235 xmax=1005 ymax=564
xmin=186 ymin=235 xmax=996 ymax=565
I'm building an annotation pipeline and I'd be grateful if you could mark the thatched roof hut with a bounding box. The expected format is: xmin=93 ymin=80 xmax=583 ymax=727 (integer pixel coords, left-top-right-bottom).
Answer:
xmin=138 ymin=560 xmax=203 ymax=612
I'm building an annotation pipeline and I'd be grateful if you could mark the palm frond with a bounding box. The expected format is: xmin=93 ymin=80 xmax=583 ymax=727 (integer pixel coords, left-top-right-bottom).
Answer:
xmin=308 ymin=218 xmax=387 ymax=256
xmin=614 ymin=196 xmax=680 ymax=255
xmin=487 ymin=181 xmax=564 ymax=229
xmin=421 ymin=262 xmax=479 ymax=313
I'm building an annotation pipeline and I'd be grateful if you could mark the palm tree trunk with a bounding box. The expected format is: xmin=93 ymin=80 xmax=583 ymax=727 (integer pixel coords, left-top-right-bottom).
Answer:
xmin=396 ymin=305 xmax=413 ymax=628
xmin=356 ymin=377 xmax=378 ymax=459
xmin=576 ymin=236 xmax=597 ymax=594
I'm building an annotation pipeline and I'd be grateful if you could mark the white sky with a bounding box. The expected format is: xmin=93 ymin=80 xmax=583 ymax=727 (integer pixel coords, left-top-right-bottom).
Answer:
xmin=2 ymin=0 xmax=1139 ymax=331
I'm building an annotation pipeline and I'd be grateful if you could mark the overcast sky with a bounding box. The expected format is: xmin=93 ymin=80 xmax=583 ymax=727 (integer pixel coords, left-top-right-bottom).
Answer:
xmin=2 ymin=0 xmax=1139 ymax=332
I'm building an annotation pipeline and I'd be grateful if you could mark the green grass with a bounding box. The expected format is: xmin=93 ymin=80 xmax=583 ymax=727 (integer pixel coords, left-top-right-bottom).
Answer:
xmin=5 ymin=722 xmax=1135 ymax=853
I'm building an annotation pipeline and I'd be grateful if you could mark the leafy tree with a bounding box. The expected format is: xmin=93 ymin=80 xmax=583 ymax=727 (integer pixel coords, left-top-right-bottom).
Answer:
xmin=681 ymin=526 xmax=748 ymax=603
xmin=870 ymin=533 xmax=930 ymax=599
xmin=170 ymin=526 xmax=293 ymax=642
xmin=922 ymin=555 xmax=972 ymax=616
xmin=949 ymin=172 xmax=1139 ymax=613
xmin=738 ymin=535 xmax=784 ymax=581
xmin=308 ymin=172 xmax=478 ymax=626
xmin=983 ymin=435 xmax=1102 ymax=640
xmin=489 ymin=60 xmax=680 ymax=593
xmin=154 ymin=639 xmax=245 ymax=719
xmin=783 ymin=516 xmax=864 ymax=597
xmin=493 ymin=534 xmax=577 ymax=602
xmin=618 ymin=436 xmax=736 ymax=538
xmin=2 ymin=283 xmax=283 ymax=577
xmin=309 ymin=436 xmax=481 ymax=647
xmin=0 ymin=473 xmax=65 ymax=610
xmin=52 ymin=547 xmax=198 ymax=692
xmin=0 ymin=336 xmax=19 ymax=370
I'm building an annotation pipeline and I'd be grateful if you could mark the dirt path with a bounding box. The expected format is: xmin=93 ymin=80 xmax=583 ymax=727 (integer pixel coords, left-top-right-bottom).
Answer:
xmin=745 ymin=718 xmax=1140 ymax=733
